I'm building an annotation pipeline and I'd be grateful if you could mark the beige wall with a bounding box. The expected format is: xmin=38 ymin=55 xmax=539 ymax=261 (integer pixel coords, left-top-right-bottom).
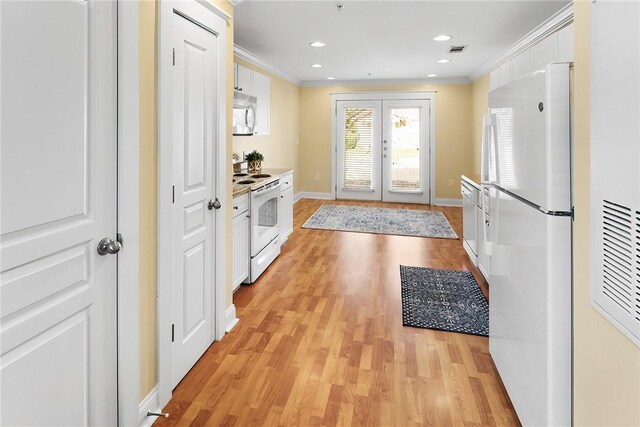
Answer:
xmin=139 ymin=0 xmax=157 ymax=400
xmin=138 ymin=0 xmax=235 ymax=400
xmin=572 ymin=1 xmax=640 ymax=424
xmin=233 ymin=58 xmax=301 ymax=194
xmin=299 ymin=84 xmax=474 ymax=200
xmin=470 ymin=74 xmax=489 ymax=176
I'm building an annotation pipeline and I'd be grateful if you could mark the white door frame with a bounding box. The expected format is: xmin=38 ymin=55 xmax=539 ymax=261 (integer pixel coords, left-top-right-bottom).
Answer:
xmin=117 ymin=1 xmax=140 ymax=425
xmin=157 ymin=0 xmax=229 ymax=407
xmin=331 ymin=91 xmax=437 ymax=205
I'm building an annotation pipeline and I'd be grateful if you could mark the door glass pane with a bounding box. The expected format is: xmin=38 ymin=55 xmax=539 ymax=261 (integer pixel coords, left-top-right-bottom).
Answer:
xmin=390 ymin=108 xmax=421 ymax=191
xmin=344 ymin=108 xmax=373 ymax=189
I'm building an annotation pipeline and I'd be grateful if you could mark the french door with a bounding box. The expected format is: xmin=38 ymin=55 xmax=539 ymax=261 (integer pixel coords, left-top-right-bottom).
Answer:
xmin=336 ymin=99 xmax=431 ymax=203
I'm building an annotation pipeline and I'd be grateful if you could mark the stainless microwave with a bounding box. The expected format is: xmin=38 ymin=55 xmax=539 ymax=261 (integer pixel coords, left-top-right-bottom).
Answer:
xmin=233 ymin=92 xmax=257 ymax=136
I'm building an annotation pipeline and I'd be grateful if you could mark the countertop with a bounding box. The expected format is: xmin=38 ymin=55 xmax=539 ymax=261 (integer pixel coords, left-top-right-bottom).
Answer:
xmin=232 ymin=168 xmax=294 ymax=198
xmin=461 ymin=174 xmax=482 ymax=190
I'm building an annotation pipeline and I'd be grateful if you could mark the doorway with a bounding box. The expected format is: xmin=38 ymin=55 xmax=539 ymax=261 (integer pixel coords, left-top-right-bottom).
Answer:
xmin=334 ymin=93 xmax=435 ymax=204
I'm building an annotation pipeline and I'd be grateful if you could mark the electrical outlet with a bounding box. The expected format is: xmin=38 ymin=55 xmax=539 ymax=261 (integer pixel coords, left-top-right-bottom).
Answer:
xmin=448 ymin=179 xmax=454 ymax=187
xmin=314 ymin=173 xmax=320 ymax=181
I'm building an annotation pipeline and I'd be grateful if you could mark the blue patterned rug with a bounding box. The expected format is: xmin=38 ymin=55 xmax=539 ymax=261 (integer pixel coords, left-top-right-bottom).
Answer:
xmin=301 ymin=205 xmax=458 ymax=239
xmin=400 ymin=266 xmax=489 ymax=336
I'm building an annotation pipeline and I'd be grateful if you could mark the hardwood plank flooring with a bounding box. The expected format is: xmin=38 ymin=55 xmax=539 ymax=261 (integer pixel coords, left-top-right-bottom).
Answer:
xmin=156 ymin=199 xmax=520 ymax=426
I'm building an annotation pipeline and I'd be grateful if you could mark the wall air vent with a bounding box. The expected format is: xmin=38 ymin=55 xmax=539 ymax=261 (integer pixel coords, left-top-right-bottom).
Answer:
xmin=591 ymin=0 xmax=640 ymax=347
xmin=601 ymin=200 xmax=633 ymax=313
xmin=449 ymin=45 xmax=467 ymax=53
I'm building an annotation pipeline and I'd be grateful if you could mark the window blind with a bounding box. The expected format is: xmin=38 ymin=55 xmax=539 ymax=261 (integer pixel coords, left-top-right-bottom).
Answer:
xmin=343 ymin=108 xmax=373 ymax=189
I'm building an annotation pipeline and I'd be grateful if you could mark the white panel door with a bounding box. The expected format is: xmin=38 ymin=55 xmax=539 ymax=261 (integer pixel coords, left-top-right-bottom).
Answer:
xmin=172 ymin=11 xmax=218 ymax=387
xmin=381 ymin=100 xmax=430 ymax=203
xmin=336 ymin=100 xmax=382 ymax=201
xmin=1 ymin=1 xmax=117 ymax=425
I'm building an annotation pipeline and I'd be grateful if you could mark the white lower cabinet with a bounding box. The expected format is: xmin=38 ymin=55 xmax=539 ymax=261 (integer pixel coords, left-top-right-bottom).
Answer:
xmin=279 ymin=172 xmax=294 ymax=243
xmin=232 ymin=194 xmax=249 ymax=291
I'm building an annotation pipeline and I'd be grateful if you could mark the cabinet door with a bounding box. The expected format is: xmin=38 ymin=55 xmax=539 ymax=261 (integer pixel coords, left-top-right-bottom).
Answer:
xmin=233 ymin=63 xmax=238 ymax=90
xmin=253 ymin=71 xmax=270 ymax=135
xmin=279 ymin=186 xmax=294 ymax=243
xmin=532 ymin=32 xmax=558 ymax=70
xmin=557 ymin=23 xmax=574 ymax=63
xmin=476 ymin=206 xmax=490 ymax=281
xmin=232 ymin=213 xmax=249 ymax=290
xmin=511 ymin=49 xmax=531 ymax=80
xmin=236 ymin=64 xmax=253 ymax=95
xmin=499 ymin=62 xmax=512 ymax=87
xmin=489 ymin=68 xmax=500 ymax=91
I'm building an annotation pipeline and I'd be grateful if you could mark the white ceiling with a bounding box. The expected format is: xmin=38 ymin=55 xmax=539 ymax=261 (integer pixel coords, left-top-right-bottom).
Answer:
xmin=234 ymin=1 xmax=570 ymax=84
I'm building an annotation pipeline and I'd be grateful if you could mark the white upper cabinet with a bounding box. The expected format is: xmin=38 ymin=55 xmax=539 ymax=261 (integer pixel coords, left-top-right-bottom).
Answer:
xmin=511 ymin=49 xmax=532 ymax=81
xmin=489 ymin=68 xmax=500 ymax=91
xmin=532 ymin=32 xmax=558 ymax=70
xmin=235 ymin=63 xmax=253 ymax=95
xmin=558 ymin=23 xmax=575 ymax=63
xmin=498 ymin=62 xmax=512 ymax=87
xmin=489 ymin=23 xmax=573 ymax=91
xmin=253 ymin=71 xmax=271 ymax=136
xmin=233 ymin=62 xmax=272 ymax=136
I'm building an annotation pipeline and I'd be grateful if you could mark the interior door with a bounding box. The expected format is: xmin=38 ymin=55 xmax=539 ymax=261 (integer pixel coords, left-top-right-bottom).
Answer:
xmin=171 ymin=10 xmax=218 ymax=387
xmin=1 ymin=1 xmax=118 ymax=425
xmin=336 ymin=100 xmax=382 ymax=201
xmin=381 ymin=100 xmax=431 ymax=203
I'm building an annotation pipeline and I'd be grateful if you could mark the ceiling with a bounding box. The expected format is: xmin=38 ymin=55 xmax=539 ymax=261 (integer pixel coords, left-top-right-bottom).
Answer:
xmin=234 ymin=1 xmax=570 ymax=84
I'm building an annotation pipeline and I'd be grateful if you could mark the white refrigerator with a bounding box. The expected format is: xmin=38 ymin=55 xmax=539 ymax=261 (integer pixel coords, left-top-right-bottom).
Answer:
xmin=482 ymin=63 xmax=572 ymax=426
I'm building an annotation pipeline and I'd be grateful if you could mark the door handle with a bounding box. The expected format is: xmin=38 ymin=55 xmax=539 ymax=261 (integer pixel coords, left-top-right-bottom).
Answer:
xmin=97 ymin=238 xmax=121 ymax=255
xmin=208 ymin=198 xmax=221 ymax=210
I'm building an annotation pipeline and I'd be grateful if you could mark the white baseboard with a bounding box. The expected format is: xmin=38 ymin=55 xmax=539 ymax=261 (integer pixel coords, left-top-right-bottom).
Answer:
xmin=293 ymin=192 xmax=303 ymax=204
xmin=299 ymin=191 xmax=335 ymax=200
xmin=139 ymin=385 xmax=164 ymax=427
xmin=225 ymin=304 xmax=239 ymax=333
xmin=435 ymin=198 xmax=462 ymax=207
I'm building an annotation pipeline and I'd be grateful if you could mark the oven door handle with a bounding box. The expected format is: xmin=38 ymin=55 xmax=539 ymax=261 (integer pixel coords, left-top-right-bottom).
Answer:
xmin=253 ymin=181 xmax=281 ymax=195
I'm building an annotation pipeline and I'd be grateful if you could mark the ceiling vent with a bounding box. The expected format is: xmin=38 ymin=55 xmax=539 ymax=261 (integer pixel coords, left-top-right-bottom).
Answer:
xmin=449 ymin=45 xmax=467 ymax=53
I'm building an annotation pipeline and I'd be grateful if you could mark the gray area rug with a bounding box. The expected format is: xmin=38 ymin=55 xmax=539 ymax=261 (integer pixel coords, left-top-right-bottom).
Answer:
xmin=400 ymin=266 xmax=489 ymax=336
xmin=301 ymin=205 xmax=458 ymax=239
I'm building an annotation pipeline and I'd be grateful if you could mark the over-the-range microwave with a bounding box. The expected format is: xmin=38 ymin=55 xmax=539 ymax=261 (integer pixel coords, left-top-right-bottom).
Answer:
xmin=233 ymin=92 xmax=257 ymax=136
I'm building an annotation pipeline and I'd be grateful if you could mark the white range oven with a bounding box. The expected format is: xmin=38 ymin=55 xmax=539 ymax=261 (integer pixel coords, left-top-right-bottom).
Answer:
xmin=247 ymin=178 xmax=281 ymax=282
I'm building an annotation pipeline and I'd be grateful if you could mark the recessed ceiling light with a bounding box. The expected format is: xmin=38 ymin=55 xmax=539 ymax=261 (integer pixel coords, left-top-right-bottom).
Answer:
xmin=310 ymin=41 xmax=326 ymax=47
xmin=311 ymin=63 xmax=322 ymax=68
xmin=326 ymin=77 xmax=336 ymax=80
xmin=437 ymin=59 xmax=451 ymax=63
xmin=433 ymin=35 xmax=452 ymax=41
xmin=427 ymin=74 xmax=437 ymax=77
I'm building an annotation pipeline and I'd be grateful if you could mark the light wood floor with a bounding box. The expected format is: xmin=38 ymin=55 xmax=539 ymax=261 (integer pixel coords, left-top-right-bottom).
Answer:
xmin=156 ymin=199 xmax=520 ymax=426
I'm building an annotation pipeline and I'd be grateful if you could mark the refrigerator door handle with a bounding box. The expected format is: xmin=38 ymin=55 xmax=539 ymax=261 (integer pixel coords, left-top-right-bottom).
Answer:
xmin=488 ymin=183 xmax=574 ymax=218
xmin=481 ymin=112 xmax=499 ymax=185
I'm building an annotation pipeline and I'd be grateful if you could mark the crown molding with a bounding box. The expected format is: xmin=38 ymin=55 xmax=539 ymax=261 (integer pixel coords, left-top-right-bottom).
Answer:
xmin=469 ymin=2 xmax=574 ymax=81
xmin=301 ymin=77 xmax=471 ymax=88
xmin=227 ymin=0 xmax=244 ymax=6
xmin=233 ymin=45 xmax=301 ymax=86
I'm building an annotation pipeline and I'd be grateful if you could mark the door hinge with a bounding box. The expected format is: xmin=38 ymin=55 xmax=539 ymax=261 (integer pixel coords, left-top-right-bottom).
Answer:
xmin=171 ymin=324 xmax=175 ymax=342
xmin=172 ymin=48 xmax=175 ymax=66
xmin=172 ymin=185 xmax=175 ymax=203
xmin=116 ymin=232 xmax=124 ymax=247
